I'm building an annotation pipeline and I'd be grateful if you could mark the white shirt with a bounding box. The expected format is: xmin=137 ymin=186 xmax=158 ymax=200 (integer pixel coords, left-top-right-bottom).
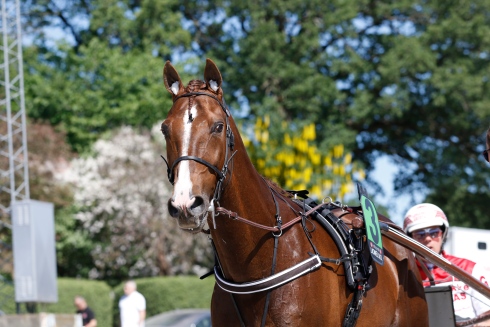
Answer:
xmin=119 ymin=291 xmax=146 ymax=327
xmin=435 ymin=262 xmax=490 ymax=320
xmin=467 ymin=263 xmax=490 ymax=318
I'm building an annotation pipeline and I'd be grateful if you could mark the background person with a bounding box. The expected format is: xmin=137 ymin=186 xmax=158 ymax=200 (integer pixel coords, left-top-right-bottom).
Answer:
xmin=74 ymin=296 xmax=97 ymax=327
xmin=403 ymin=203 xmax=490 ymax=323
xmin=119 ymin=280 xmax=146 ymax=327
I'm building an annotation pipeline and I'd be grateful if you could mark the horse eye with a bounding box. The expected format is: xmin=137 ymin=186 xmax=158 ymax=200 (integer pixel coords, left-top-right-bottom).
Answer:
xmin=161 ymin=124 xmax=169 ymax=137
xmin=212 ymin=123 xmax=224 ymax=134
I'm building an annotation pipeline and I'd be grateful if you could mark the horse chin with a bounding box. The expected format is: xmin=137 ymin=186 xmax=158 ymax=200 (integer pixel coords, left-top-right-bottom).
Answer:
xmin=178 ymin=212 xmax=208 ymax=234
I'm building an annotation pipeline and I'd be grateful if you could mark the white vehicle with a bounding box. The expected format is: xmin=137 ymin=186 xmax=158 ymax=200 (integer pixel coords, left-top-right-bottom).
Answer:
xmin=444 ymin=226 xmax=490 ymax=264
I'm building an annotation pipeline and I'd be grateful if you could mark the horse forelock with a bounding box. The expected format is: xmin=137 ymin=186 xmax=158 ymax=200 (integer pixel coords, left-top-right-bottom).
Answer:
xmin=182 ymin=80 xmax=213 ymax=117
xmin=185 ymin=79 xmax=207 ymax=92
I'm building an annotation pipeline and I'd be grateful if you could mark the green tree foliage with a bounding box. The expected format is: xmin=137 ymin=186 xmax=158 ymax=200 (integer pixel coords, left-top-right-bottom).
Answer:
xmin=23 ymin=0 xmax=191 ymax=56
xmin=0 ymin=277 xmax=15 ymax=314
xmin=19 ymin=0 xmax=490 ymax=273
xmin=22 ymin=0 xmax=194 ymax=152
xmin=183 ymin=0 xmax=490 ymax=227
xmin=24 ymin=41 xmax=173 ymax=152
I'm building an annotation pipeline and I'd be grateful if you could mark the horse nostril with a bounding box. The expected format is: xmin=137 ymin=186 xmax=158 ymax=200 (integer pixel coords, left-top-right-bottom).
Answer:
xmin=168 ymin=199 xmax=181 ymax=218
xmin=189 ymin=196 xmax=204 ymax=211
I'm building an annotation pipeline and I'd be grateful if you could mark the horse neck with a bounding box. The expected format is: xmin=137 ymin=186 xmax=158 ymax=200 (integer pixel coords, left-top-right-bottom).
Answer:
xmin=219 ymin=154 xmax=276 ymax=216
xmin=218 ymin=121 xmax=279 ymax=219
xmin=208 ymin=120 xmax=292 ymax=279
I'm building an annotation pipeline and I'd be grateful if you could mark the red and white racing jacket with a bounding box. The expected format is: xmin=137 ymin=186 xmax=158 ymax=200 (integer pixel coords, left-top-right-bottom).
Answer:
xmin=417 ymin=251 xmax=490 ymax=320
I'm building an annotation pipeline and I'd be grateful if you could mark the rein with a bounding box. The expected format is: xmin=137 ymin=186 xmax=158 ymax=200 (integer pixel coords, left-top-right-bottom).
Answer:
xmin=214 ymin=202 xmax=327 ymax=233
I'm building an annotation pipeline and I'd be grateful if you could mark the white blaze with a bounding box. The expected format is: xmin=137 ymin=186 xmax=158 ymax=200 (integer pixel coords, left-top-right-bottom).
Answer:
xmin=173 ymin=105 xmax=198 ymax=206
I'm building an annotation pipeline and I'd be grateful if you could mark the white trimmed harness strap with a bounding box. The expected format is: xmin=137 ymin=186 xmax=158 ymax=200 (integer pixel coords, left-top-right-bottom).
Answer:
xmin=214 ymin=255 xmax=322 ymax=294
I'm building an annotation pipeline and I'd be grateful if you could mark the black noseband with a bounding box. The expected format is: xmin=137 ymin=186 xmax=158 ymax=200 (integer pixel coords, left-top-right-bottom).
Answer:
xmin=163 ymin=155 xmax=225 ymax=185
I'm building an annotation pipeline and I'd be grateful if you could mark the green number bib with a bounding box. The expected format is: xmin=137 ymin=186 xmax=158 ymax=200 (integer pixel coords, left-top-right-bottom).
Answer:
xmin=360 ymin=195 xmax=384 ymax=266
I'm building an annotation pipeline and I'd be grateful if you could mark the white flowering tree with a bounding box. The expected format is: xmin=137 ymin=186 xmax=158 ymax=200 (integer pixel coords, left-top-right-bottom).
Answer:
xmin=61 ymin=126 xmax=213 ymax=281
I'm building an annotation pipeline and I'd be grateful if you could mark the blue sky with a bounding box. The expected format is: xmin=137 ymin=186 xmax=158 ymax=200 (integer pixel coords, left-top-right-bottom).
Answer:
xmin=369 ymin=155 xmax=425 ymax=226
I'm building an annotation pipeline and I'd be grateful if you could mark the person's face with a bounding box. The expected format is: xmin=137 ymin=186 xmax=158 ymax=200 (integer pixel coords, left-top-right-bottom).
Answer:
xmin=411 ymin=225 xmax=443 ymax=254
xmin=123 ymin=284 xmax=134 ymax=295
xmin=74 ymin=298 xmax=86 ymax=310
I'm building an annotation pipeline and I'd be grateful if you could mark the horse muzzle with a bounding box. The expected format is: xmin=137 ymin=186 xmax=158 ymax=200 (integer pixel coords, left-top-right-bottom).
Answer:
xmin=167 ymin=196 xmax=209 ymax=232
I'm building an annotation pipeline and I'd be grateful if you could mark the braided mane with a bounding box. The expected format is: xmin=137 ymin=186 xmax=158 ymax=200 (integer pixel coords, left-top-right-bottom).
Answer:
xmin=184 ymin=80 xmax=207 ymax=116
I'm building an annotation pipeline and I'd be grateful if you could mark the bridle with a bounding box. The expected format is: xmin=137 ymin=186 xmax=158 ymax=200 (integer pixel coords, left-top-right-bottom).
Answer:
xmin=161 ymin=91 xmax=236 ymax=220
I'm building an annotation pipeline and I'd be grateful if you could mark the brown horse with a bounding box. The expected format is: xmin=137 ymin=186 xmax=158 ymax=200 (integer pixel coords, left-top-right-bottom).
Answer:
xmin=160 ymin=59 xmax=429 ymax=326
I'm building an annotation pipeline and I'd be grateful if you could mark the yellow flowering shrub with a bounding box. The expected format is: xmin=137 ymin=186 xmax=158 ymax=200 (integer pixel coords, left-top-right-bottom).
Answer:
xmin=242 ymin=116 xmax=365 ymax=201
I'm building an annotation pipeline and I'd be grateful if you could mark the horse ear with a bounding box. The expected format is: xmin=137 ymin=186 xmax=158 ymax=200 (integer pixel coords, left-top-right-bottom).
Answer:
xmin=204 ymin=58 xmax=222 ymax=93
xmin=163 ymin=61 xmax=184 ymax=96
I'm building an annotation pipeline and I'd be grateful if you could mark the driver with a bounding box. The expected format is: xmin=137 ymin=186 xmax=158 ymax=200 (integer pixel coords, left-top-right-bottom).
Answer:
xmin=403 ymin=203 xmax=490 ymax=323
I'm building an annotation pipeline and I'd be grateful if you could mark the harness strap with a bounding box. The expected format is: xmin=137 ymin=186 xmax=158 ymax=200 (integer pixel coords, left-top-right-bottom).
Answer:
xmin=343 ymin=285 xmax=365 ymax=327
xmin=214 ymin=202 xmax=326 ymax=232
xmin=214 ymin=255 xmax=322 ymax=294
xmin=260 ymin=178 xmax=283 ymax=327
xmin=230 ymin=293 xmax=246 ymax=327
xmin=208 ymin=239 xmax=246 ymax=327
xmin=297 ymin=200 xmax=357 ymax=290
xmin=312 ymin=252 xmax=353 ymax=265
xmin=261 ymin=235 xmax=279 ymax=327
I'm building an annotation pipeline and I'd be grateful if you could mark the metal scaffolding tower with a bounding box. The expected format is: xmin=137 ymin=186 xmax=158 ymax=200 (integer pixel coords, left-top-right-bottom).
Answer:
xmin=0 ymin=0 xmax=29 ymax=224
xmin=0 ymin=0 xmax=29 ymax=311
xmin=0 ymin=1 xmax=58 ymax=313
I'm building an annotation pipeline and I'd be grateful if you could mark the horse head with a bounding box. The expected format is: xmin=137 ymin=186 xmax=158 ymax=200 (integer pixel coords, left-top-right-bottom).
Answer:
xmin=161 ymin=59 xmax=234 ymax=233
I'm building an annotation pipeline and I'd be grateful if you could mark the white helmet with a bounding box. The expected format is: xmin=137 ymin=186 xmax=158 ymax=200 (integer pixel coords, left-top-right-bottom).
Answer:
xmin=403 ymin=203 xmax=449 ymax=241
